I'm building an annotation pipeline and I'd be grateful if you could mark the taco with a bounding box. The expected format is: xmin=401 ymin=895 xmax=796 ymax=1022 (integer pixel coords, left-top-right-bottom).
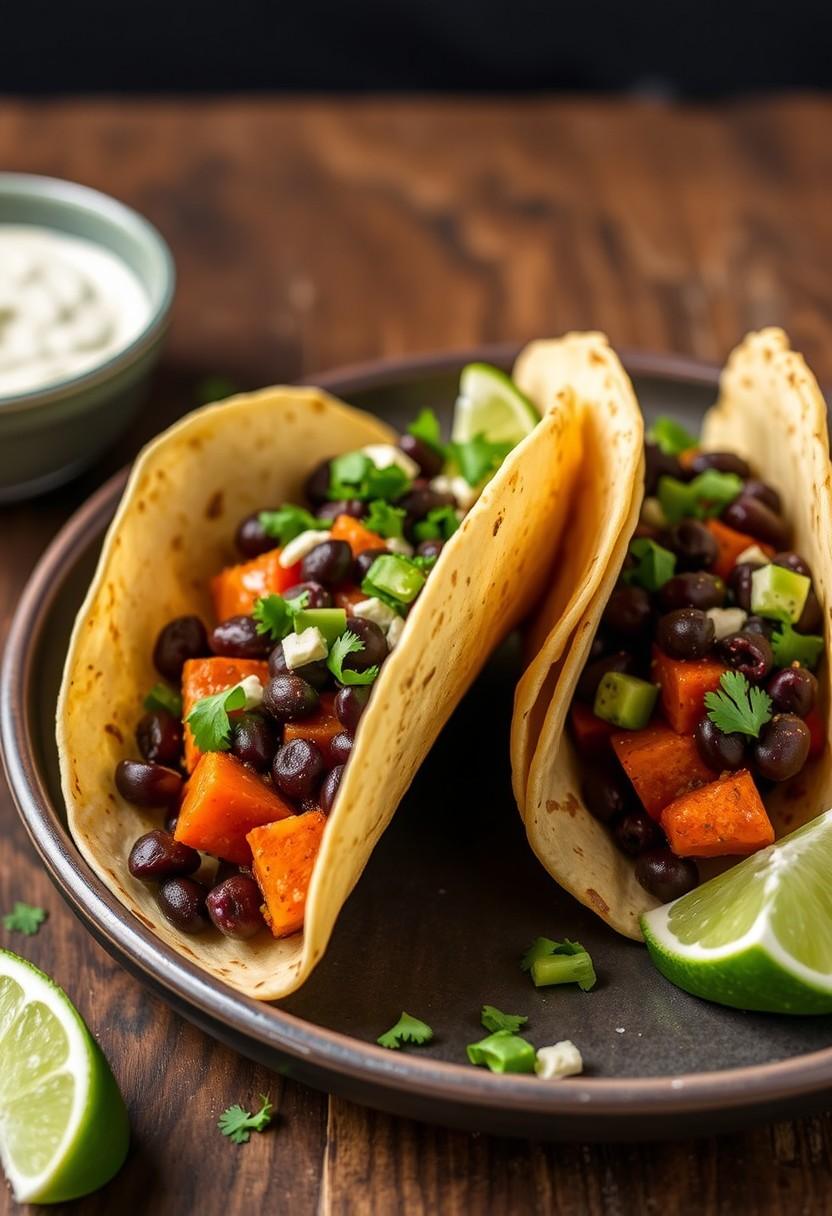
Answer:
xmin=512 ymin=328 xmax=831 ymax=939
xmin=58 ymin=378 xmax=582 ymax=999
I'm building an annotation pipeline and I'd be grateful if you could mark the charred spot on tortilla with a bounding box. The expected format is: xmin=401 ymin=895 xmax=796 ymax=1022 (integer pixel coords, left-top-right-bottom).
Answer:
xmin=205 ymin=490 xmax=224 ymax=519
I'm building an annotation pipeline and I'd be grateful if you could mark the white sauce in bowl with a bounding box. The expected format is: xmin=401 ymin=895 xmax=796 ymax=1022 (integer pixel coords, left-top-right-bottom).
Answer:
xmin=0 ymin=225 xmax=151 ymax=398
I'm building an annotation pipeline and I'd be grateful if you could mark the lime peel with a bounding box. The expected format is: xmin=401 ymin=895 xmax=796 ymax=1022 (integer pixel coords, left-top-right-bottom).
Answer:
xmin=451 ymin=363 xmax=540 ymax=447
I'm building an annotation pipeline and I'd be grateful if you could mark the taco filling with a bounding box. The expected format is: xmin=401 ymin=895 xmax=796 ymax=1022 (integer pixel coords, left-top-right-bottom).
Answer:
xmin=572 ymin=417 xmax=825 ymax=904
xmin=112 ymin=405 xmax=528 ymax=942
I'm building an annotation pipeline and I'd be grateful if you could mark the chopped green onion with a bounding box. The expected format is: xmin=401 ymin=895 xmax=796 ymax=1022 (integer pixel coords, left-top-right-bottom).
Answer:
xmin=622 ymin=537 xmax=676 ymax=592
xmin=647 ymin=416 xmax=698 ymax=457
xmin=522 ymin=939 xmax=597 ymax=991
xmin=466 ymin=1031 xmax=536 ymax=1074
xmin=362 ymin=554 xmax=425 ymax=605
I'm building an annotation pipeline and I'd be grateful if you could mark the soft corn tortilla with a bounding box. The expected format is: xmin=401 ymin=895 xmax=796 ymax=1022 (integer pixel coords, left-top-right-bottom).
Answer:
xmin=516 ymin=328 xmax=832 ymax=939
xmin=58 ymin=384 xmax=582 ymax=999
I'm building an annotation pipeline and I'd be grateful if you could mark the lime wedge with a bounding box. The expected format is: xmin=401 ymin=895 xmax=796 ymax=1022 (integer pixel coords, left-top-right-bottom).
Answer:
xmin=0 ymin=950 xmax=129 ymax=1203
xmin=641 ymin=811 xmax=832 ymax=1014
xmin=451 ymin=363 xmax=540 ymax=446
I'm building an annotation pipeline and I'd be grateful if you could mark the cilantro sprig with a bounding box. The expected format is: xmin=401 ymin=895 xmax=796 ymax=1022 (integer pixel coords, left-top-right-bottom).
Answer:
xmin=481 ymin=1005 xmax=528 ymax=1035
xmin=771 ymin=622 xmax=825 ymax=671
xmin=218 ymin=1095 xmax=273 ymax=1144
xmin=2 ymin=902 xmax=47 ymax=936
xmin=187 ymin=682 xmax=249 ymax=752
xmin=705 ymin=671 xmax=773 ymax=738
xmin=326 ymin=630 xmax=380 ymax=687
xmin=259 ymin=505 xmax=328 ymax=547
xmin=328 ymin=452 xmax=410 ymax=502
xmin=414 ymin=505 xmax=460 ymax=544
xmin=252 ymin=592 xmax=309 ymax=641
xmin=450 ymin=434 xmax=512 ymax=487
xmin=377 ymin=1012 xmax=434 ymax=1050
xmin=363 ymin=500 xmax=406 ymax=539
xmin=408 ymin=408 xmax=446 ymax=456
xmin=647 ymin=416 xmax=697 ymax=457
xmin=144 ymin=683 xmax=183 ymax=717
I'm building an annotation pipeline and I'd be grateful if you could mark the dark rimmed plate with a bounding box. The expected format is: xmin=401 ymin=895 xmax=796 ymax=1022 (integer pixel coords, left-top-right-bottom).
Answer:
xmin=3 ymin=346 xmax=832 ymax=1141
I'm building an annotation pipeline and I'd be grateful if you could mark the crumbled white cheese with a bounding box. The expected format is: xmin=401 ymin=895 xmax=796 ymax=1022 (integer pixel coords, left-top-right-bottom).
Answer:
xmin=386 ymin=536 xmax=414 ymax=557
xmin=640 ymin=496 xmax=668 ymax=529
xmin=361 ymin=443 xmax=420 ymax=480
xmin=282 ymin=627 xmax=328 ymax=669
xmin=351 ymin=597 xmax=398 ymax=631
xmin=386 ymin=615 xmax=406 ymax=649
xmin=735 ymin=544 xmax=770 ymax=567
xmin=238 ymin=675 xmax=264 ymax=709
xmin=429 ymin=474 xmax=453 ymax=497
xmin=706 ymin=606 xmax=747 ymax=640
xmin=278 ymin=529 xmax=331 ymax=568
xmin=535 ymin=1041 xmax=583 ymax=1080
xmin=449 ymin=475 xmax=480 ymax=512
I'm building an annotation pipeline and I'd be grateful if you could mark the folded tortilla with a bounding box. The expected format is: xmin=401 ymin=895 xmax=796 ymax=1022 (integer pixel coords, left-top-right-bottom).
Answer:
xmin=512 ymin=328 xmax=832 ymax=939
xmin=58 ymin=383 xmax=582 ymax=998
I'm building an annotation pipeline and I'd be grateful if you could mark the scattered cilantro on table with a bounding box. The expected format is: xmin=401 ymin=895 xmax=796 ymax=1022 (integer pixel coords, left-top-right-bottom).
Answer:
xmin=218 ymin=1095 xmax=273 ymax=1144
xmin=3 ymin=902 xmax=47 ymax=935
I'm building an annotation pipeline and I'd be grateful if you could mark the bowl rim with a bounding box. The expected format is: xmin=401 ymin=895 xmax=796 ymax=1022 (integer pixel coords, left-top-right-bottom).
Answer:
xmin=0 ymin=172 xmax=176 ymax=415
xmin=3 ymin=342 xmax=832 ymax=1126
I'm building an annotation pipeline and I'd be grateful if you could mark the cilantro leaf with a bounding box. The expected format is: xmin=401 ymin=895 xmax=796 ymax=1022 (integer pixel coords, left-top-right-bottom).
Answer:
xmin=218 ymin=1095 xmax=273 ymax=1144
xmin=144 ymin=683 xmax=183 ymax=717
xmin=705 ymin=671 xmax=773 ymax=738
xmin=195 ymin=375 xmax=238 ymax=405
xmin=366 ymin=464 xmax=410 ymax=502
xmin=363 ymin=500 xmax=406 ymax=539
xmin=252 ymin=592 xmax=309 ymax=641
xmin=450 ymin=434 xmax=513 ymax=487
xmin=408 ymin=408 xmax=445 ymax=455
xmin=771 ymin=622 xmax=825 ymax=671
xmin=481 ymin=1005 xmax=528 ymax=1034
xmin=187 ymin=682 xmax=248 ymax=752
xmin=622 ymin=538 xmax=676 ymax=593
xmin=414 ymin=505 xmax=461 ymax=543
xmin=328 ymin=453 xmax=411 ymax=502
xmin=647 ymin=416 xmax=698 ymax=457
xmin=326 ymin=630 xmax=379 ymax=687
xmin=258 ymin=505 xmax=328 ymax=547
xmin=377 ymin=1012 xmax=434 ymax=1050
xmin=3 ymin=902 xmax=47 ymax=935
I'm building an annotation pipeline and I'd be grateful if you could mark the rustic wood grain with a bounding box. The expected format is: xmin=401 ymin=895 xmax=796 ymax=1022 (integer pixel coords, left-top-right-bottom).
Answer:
xmin=1 ymin=95 xmax=832 ymax=1215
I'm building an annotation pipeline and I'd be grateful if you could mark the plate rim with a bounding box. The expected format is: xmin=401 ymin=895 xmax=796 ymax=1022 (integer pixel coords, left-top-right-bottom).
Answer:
xmin=3 ymin=343 xmax=831 ymax=1127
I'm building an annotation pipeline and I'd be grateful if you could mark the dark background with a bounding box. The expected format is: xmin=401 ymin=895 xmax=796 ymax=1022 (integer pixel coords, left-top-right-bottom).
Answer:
xmin=4 ymin=0 xmax=832 ymax=96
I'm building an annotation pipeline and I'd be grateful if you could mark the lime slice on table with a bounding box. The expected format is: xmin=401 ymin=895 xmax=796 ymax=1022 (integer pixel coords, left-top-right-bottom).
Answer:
xmin=451 ymin=363 xmax=541 ymax=446
xmin=641 ymin=810 xmax=832 ymax=1014
xmin=0 ymin=950 xmax=129 ymax=1204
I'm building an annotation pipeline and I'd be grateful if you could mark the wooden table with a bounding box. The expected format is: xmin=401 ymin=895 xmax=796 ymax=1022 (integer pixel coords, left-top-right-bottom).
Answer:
xmin=2 ymin=96 xmax=832 ymax=1215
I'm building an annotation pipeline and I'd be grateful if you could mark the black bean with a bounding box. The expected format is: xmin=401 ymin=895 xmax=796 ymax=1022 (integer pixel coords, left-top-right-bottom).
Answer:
xmin=272 ymin=739 xmax=326 ymax=800
xmin=128 ymin=830 xmax=200 ymax=881
xmin=153 ymin=615 xmax=209 ymax=682
xmin=656 ymin=608 xmax=714 ymax=660
xmin=206 ymin=874 xmax=266 ymax=939
xmin=664 ymin=519 xmax=718 ymax=571
xmin=416 ymin=538 xmax=445 ymax=561
xmin=341 ymin=617 xmax=388 ymax=673
xmin=399 ymin=433 xmax=444 ymax=479
xmin=209 ymin=614 xmax=272 ymax=659
xmin=695 ymin=716 xmax=747 ymax=772
xmin=718 ymin=630 xmax=773 ymax=682
xmin=267 ymin=643 xmax=330 ymax=689
xmin=744 ymin=615 xmax=775 ymax=639
xmin=635 ymin=848 xmax=699 ymax=902
xmin=753 ymin=715 xmax=811 ymax=782
xmin=164 ymin=808 xmax=179 ymax=835
xmin=581 ymin=766 xmax=633 ymax=825
xmin=690 ymin=451 xmax=752 ymax=478
xmin=397 ymin=484 xmax=455 ymax=526
xmin=612 ymin=809 xmax=660 ymax=856
xmin=353 ymin=547 xmax=389 ymax=584
xmin=305 ymin=459 xmax=333 ymax=506
xmin=772 ymin=551 xmax=813 ymax=579
xmin=316 ymin=498 xmax=365 ymax=521
xmin=722 ymin=497 xmax=790 ymax=549
xmin=235 ymin=512 xmax=274 ymax=558
xmin=329 ymin=732 xmax=353 ymax=765
xmin=602 ymin=585 xmax=652 ymax=639
xmin=797 ymin=587 xmax=823 ymax=634
xmin=262 ymin=675 xmax=320 ymax=722
xmin=320 ymin=764 xmax=345 ymax=813
xmin=728 ymin=561 xmax=763 ymax=612
xmin=115 ymin=760 xmax=183 ymax=807
xmin=659 ymin=572 xmax=726 ymax=613
xmin=136 ymin=710 xmax=182 ymax=767
xmin=767 ymin=666 xmax=817 ymax=717
xmin=644 ymin=442 xmax=685 ymax=496
xmin=335 ymin=686 xmax=371 ymax=732
xmin=231 ymin=712 xmax=277 ymax=771
xmin=157 ymin=877 xmax=209 ymax=934
xmin=301 ymin=539 xmax=353 ymax=587
xmin=576 ymin=652 xmax=633 ymax=705
xmin=743 ymin=479 xmax=782 ymax=514
xmin=281 ymin=580 xmax=333 ymax=610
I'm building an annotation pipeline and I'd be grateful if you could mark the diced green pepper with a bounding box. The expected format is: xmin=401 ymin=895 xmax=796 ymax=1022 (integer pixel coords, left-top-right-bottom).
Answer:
xmin=750 ymin=564 xmax=810 ymax=624
xmin=364 ymin=555 xmax=425 ymax=604
xmin=466 ymin=1031 xmax=537 ymax=1074
xmin=657 ymin=469 xmax=743 ymax=524
xmin=623 ymin=538 xmax=676 ymax=593
xmin=293 ymin=607 xmax=347 ymax=648
xmin=531 ymin=950 xmax=597 ymax=991
xmin=593 ymin=672 xmax=658 ymax=730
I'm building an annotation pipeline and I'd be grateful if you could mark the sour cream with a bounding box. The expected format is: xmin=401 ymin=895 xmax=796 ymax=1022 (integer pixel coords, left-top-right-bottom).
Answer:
xmin=0 ymin=225 xmax=151 ymax=397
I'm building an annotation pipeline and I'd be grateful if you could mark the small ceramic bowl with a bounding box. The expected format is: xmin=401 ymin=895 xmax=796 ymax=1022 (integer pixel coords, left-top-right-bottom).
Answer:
xmin=0 ymin=174 xmax=175 ymax=502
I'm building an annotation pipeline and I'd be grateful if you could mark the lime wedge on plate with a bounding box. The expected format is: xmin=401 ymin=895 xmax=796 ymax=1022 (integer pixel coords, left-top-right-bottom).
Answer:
xmin=451 ymin=363 xmax=540 ymax=445
xmin=0 ymin=950 xmax=129 ymax=1203
xmin=641 ymin=810 xmax=832 ymax=1014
